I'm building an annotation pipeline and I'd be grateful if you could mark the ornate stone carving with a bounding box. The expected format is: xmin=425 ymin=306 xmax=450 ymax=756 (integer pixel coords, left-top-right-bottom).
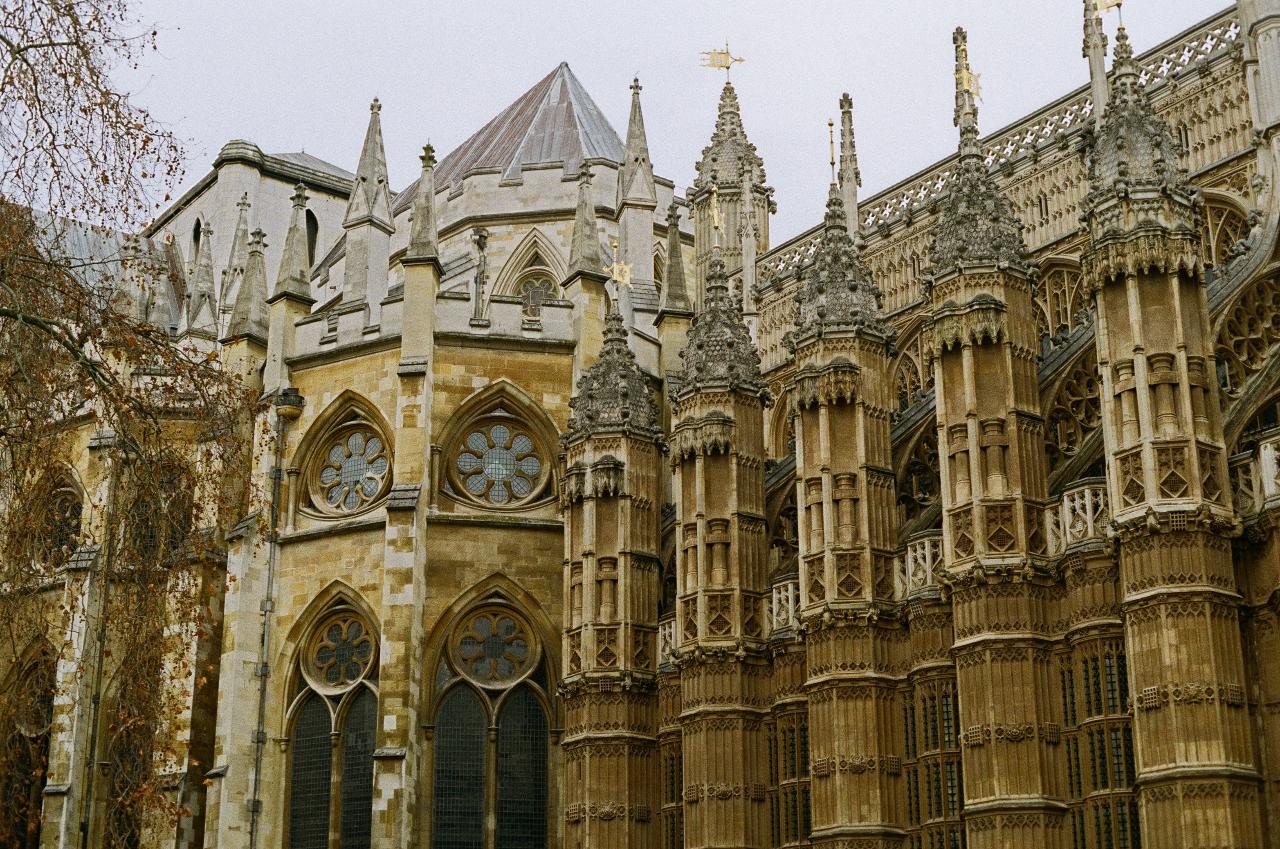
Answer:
xmin=565 ymin=308 xmax=659 ymax=442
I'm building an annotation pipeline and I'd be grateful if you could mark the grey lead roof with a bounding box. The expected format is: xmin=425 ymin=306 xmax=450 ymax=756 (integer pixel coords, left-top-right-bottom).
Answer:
xmin=270 ymin=151 xmax=356 ymax=183
xmin=392 ymin=62 xmax=626 ymax=215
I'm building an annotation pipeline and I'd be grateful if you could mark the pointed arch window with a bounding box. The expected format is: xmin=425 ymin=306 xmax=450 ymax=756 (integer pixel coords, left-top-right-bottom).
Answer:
xmin=286 ymin=606 xmax=379 ymax=849
xmin=431 ymin=604 xmax=551 ymax=849
xmin=0 ymin=656 xmax=54 ymax=849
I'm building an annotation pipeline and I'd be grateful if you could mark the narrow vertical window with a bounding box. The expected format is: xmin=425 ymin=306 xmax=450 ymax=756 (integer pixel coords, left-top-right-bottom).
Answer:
xmin=289 ymin=693 xmax=333 ymax=849
xmin=431 ymin=687 xmax=486 ymax=849
xmin=340 ymin=688 xmax=377 ymax=849
xmin=495 ymin=686 xmax=549 ymax=849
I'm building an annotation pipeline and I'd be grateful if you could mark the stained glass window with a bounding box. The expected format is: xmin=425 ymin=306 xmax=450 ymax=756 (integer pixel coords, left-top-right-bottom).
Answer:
xmin=307 ymin=614 xmax=376 ymax=692
xmin=450 ymin=421 xmax=546 ymax=508
xmin=432 ymin=603 xmax=550 ymax=849
xmin=496 ymin=686 xmax=548 ymax=849
xmin=289 ymin=605 xmax=379 ymax=849
xmin=289 ymin=694 xmax=332 ymax=849
xmin=453 ymin=609 xmax=533 ymax=687
xmin=340 ymin=688 xmax=377 ymax=849
xmin=319 ymin=429 xmax=390 ymax=512
xmin=432 ymin=687 xmax=486 ymax=849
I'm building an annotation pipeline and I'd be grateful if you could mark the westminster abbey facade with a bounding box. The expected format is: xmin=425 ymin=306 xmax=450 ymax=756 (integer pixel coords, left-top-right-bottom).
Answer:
xmin=6 ymin=1 xmax=1280 ymax=847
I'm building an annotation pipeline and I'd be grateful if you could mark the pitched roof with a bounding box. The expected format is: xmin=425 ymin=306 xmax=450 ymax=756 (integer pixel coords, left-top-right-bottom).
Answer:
xmin=393 ymin=62 xmax=624 ymax=214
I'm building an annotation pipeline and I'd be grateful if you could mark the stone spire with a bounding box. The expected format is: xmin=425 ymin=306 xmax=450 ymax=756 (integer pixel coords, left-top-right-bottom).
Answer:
xmin=568 ymin=164 xmax=602 ymax=275
xmin=694 ymin=82 xmax=768 ymax=192
xmin=407 ymin=144 xmax=439 ymax=260
xmin=675 ymin=244 xmax=766 ymax=400
xmin=273 ymin=184 xmax=313 ymax=302
xmin=618 ymin=77 xmax=657 ymax=207
xmin=1083 ymin=0 xmax=1110 ymax=122
xmin=928 ymin=28 xmax=1028 ymax=271
xmin=658 ymin=201 xmax=691 ymax=316
xmin=186 ymin=222 xmax=218 ymax=334
xmin=226 ymin=229 xmax=269 ymax=343
xmin=343 ymin=98 xmax=394 ymax=231
xmin=221 ymin=192 xmax=251 ymax=306
xmin=793 ymin=183 xmax=889 ymax=344
xmin=566 ymin=306 xmax=659 ymax=441
xmin=838 ymin=93 xmax=861 ymax=241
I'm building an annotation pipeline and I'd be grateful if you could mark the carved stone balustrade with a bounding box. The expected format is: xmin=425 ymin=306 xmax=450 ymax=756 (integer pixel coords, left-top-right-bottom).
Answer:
xmin=895 ymin=530 xmax=943 ymax=599
xmin=1258 ymin=431 xmax=1280 ymax=512
xmin=658 ymin=614 xmax=677 ymax=668
xmin=769 ymin=575 xmax=800 ymax=636
xmin=1045 ymin=478 xmax=1109 ymax=556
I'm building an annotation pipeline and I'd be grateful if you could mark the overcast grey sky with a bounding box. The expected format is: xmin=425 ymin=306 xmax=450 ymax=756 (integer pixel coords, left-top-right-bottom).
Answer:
xmin=124 ymin=0 xmax=1228 ymax=243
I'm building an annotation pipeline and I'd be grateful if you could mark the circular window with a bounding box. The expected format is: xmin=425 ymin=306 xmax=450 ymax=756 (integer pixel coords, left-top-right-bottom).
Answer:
xmin=451 ymin=608 xmax=538 ymax=688
xmin=447 ymin=419 xmax=549 ymax=508
xmin=307 ymin=422 xmax=391 ymax=516
xmin=303 ymin=611 xmax=377 ymax=694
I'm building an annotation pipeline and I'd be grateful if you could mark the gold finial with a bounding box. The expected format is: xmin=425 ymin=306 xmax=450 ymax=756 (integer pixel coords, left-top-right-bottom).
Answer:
xmin=603 ymin=236 xmax=633 ymax=288
xmin=959 ymin=67 xmax=982 ymax=102
xmin=828 ymin=118 xmax=837 ymax=183
xmin=700 ymin=41 xmax=744 ymax=79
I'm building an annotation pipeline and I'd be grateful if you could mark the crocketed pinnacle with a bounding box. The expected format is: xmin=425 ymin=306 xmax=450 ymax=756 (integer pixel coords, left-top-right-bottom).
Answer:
xmin=344 ymin=98 xmax=394 ymax=231
xmin=222 ymin=192 xmax=251 ymax=302
xmin=838 ymin=93 xmax=861 ymax=240
xmin=618 ymin=77 xmax=657 ymax=207
xmin=676 ymin=245 xmax=766 ymax=400
xmin=794 ymin=184 xmax=889 ymax=343
xmin=1084 ymin=26 xmax=1192 ymax=201
xmin=187 ymin=222 xmax=217 ymax=330
xmin=568 ymin=165 xmax=602 ymax=275
xmin=273 ymin=184 xmax=313 ymax=302
xmin=227 ymin=229 xmax=269 ymax=342
xmin=659 ymin=201 xmax=691 ymax=315
xmin=566 ymin=306 xmax=659 ymax=440
xmin=929 ymin=29 xmax=1027 ymax=271
xmin=693 ymin=81 xmax=769 ymax=194
xmin=407 ymin=144 xmax=439 ymax=259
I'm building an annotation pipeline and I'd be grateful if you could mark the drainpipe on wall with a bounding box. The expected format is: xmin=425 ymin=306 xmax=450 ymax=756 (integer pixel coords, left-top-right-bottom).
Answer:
xmin=247 ymin=387 xmax=303 ymax=849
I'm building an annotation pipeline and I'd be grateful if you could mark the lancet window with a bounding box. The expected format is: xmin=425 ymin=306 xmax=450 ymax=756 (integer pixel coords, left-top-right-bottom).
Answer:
xmin=286 ymin=605 xmax=379 ymax=849
xmin=0 ymin=655 xmax=54 ymax=849
xmin=430 ymin=603 xmax=551 ymax=849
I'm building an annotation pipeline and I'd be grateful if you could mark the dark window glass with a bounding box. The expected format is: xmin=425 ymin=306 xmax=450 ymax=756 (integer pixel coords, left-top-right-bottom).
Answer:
xmin=289 ymin=693 xmax=333 ymax=849
xmin=496 ymin=686 xmax=548 ymax=849
xmin=431 ymin=687 xmax=486 ymax=849
xmin=340 ymin=687 xmax=377 ymax=849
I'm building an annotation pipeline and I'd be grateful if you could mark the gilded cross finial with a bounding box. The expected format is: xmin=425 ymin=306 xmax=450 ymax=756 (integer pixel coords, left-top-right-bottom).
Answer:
xmin=700 ymin=41 xmax=744 ymax=80
xmin=603 ymin=236 xmax=632 ymax=287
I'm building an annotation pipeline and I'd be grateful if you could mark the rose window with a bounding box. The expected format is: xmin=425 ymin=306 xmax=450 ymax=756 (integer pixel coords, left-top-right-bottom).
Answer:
xmin=306 ymin=613 xmax=376 ymax=692
xmin=453 ymin=609 xmax=536 ymax=687
xmin=454 ymin=424 xmax=544 ymax=506
xmin=318 ymin=429 xmax=389 ymax=512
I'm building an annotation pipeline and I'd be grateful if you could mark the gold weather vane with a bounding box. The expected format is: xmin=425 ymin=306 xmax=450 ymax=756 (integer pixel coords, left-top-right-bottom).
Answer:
xmin=701 ymin=42 xmax=744 ymax=79
xmin=1099 ymin=0 xmax=1124 ymax=23
xmin=959 ymin=67 xmax=982 ymax=102
xmin=604 ymin=236 xmax=632 ymax=287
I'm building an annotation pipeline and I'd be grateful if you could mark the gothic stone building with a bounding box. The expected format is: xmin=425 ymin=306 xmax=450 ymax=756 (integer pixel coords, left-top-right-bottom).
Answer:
xmin=7 ymin=1 xmax=1280 ymax=848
